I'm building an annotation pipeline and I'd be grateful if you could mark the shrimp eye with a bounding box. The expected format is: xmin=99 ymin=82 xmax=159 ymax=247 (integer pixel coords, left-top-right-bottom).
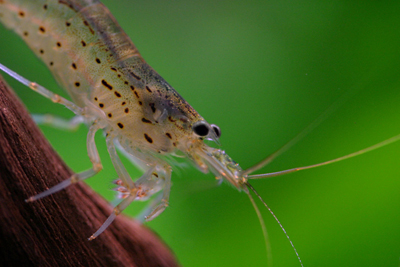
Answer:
xmin=211 ymin=124 xmax=221 ymax=138
xmin=192 ymin=121 xmax=210 ymax=137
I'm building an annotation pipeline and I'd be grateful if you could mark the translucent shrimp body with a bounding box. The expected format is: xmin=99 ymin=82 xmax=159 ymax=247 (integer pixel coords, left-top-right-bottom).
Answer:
xmin=0 ymin=0 xmax=229 ymax=236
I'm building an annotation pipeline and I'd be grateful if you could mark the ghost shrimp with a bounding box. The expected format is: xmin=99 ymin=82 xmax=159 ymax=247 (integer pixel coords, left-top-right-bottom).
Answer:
xmin=2 ymin=1 xmax=400 ymax=266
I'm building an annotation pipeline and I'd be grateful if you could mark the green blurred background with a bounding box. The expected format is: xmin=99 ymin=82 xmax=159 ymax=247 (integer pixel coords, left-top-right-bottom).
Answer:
xmin=1 ymin=1 xmax=400 ymax=266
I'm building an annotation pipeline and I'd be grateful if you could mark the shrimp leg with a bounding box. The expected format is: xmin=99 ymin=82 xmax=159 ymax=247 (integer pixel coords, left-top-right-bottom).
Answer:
xmin=0 ymin=63 xmax=82 ymax=115
xmin=105 ymin=133 xmax=135 ymax=189
xmin=89 ymin=194 xmax=136 ymax=240
xmin=25 ymin=121 xmax=104 ymax=202
xmin=135 ymin=193 xmax=164 ymax=223
xmin=32 ymin=114 xmax=84 ymax=131
xmin=145 ymin=167 xmax=172 ymax=222
xmin=89 ymin=167 xmax=157 ymax=240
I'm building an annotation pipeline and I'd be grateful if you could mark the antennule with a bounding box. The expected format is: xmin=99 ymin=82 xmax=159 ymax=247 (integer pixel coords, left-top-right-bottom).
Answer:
xmin=245 ymin=186 xmax=272 ymax=267
xmin=245 ymin=182 xmax=303 ymax=267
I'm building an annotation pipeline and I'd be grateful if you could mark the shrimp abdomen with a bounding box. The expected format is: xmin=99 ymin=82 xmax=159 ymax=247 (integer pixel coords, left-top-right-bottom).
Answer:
xmin=0 ymin=0 xmax=140 ymax=105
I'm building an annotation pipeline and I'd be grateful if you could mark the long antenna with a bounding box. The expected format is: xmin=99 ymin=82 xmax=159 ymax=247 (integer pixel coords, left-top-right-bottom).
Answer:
xmin=246 ymin=182 xmax=303 ymax=267
xmin=242 ymin=90 xmax=354 ymax=176
xmin=247 ymin=133 xmax=400 ymax=180
xmin=246 ymin=188 xmax=273 ymax=267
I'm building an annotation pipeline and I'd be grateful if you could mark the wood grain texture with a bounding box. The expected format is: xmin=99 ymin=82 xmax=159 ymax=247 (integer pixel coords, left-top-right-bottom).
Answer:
xmin=0 ymin=76 xmax=179 ymax=267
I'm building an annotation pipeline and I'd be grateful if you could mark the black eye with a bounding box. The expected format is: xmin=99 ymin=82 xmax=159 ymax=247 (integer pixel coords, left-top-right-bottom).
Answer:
xmin=211 ymin=124 xmax=221 ymax=138
xmin=193 ymin=122 xmax=210 ymax=136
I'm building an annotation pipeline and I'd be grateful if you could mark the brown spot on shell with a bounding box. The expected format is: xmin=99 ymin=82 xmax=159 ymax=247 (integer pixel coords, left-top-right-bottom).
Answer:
xmin=56 ymin=42 xmax=61 ymax=47
xmin=138 ymin=101 xmax=143 ymax=105
xmin=18 ymin=11 xmax=25 ymax=17
xmin=101 ymin=79 xmax=113 ymax=90
xmin=149 ymin=103 xmax=156 ymax=113
xmin=43 ymin=4 xmax=48 ymax=10
xmin=83 ymin=20 xmax=95 ymax=34
xmin=81 ymin=40 xmax=86 ymax=47
xmin=142 ymin=118 xmax=152 ymax=124
xmin=59 ymin=1 xmax=75 ymax=10
xmin=75 ymin=82 xmax=80 ymax=87
xmin=99 ymin=103 xmax=104 ymax=108
xmin=134 ymin=91 xmax=139 ymax=99
xmin=130 ymin=71 xmax=141 ymax=81
xmin=124 ymin=108 xmax=129 ymax=113
xmin=146 ymin=86 xmax=152 ymax=93
xmin=72 ymin=63 xmax=77 ymax=69
xmin=95 ymin=58 xmax=101 ymax=64
xmin=144 ymin=133 xmax=153 ymax=143
xmin=39 ymin=26 xmax=45 ymax=33
xmin=168 ymin=116 xmax=176 ymax=122
xmin=49 ymin=62 xmax=54 ymax=66
xmin=121 ymin=101 xmax=126 ymax=106
xmin=89 ymin=28 xmax=95 ymax=34
xmin=114 ymin=91 xmax=121 ymax=98
xmin=39 ymin=49 xmax=44 ymax=54
xmin=66 ymin=22 xmax=71 ymax=27
xmin=117 ymin=122 xmax=124 ymax=129
xmin=23 ymin=31 xmax=28 ymax=36
xmin=165 ymin=133 xmax=172 ymax=139
xmin=108 ymin=113 xmax=112 ymax=118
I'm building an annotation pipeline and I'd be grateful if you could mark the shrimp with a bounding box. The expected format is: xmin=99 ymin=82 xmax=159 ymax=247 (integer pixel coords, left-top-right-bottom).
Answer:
xmin=1 ymin=1 xmax=400 ymax=266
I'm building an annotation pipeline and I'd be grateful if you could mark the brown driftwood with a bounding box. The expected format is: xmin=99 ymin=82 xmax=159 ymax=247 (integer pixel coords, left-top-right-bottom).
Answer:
xmin=0 ymin=76 xmax=179 ymax=267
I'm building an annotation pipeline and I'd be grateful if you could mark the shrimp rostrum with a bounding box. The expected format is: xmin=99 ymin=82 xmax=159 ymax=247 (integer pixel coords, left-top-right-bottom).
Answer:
xmin=3 ymin=0 xmax=400 ymax=265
